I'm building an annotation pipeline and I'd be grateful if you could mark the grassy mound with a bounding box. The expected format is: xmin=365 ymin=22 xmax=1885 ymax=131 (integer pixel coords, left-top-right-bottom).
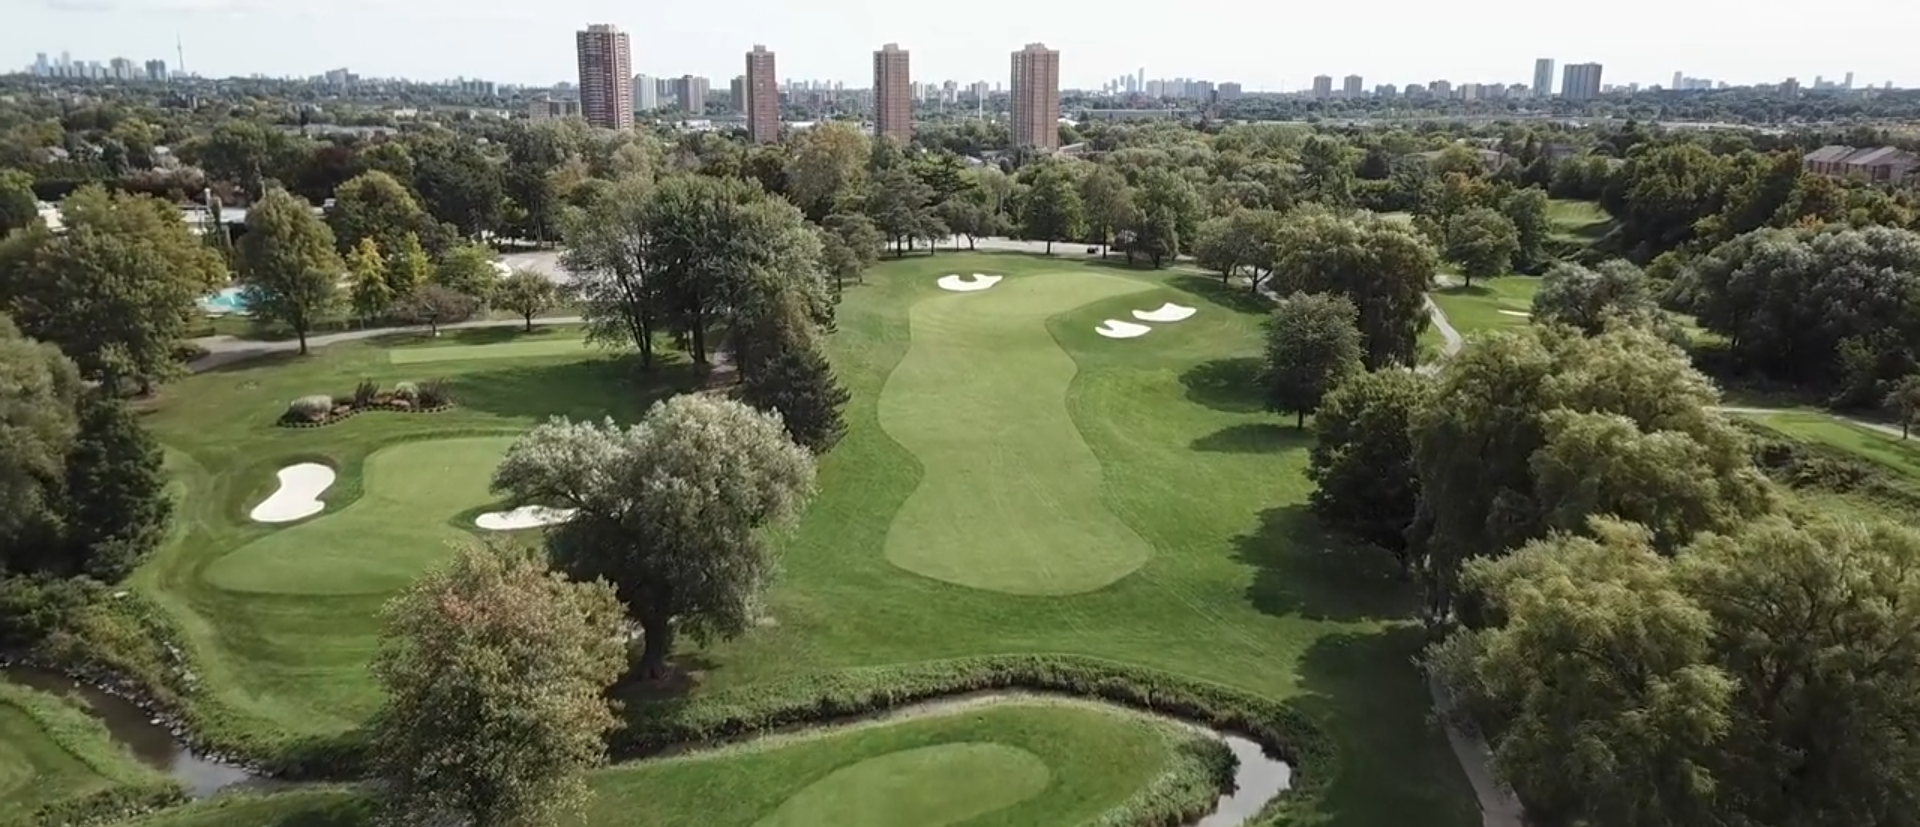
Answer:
xmin=0 ymin=679 xmax=181 ymax=826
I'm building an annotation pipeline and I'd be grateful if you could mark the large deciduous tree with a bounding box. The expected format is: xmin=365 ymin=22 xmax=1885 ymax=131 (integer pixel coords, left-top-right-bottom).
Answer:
xmin=784 ymin=122 xmax=870 ymax=220
xmin=326 ymin=170 xmax=435 ymax=256
xmin=1079 ymin=166 xmax=1136 ymax=254
xmin=1408 ymin=325 xmax=1775 ymax=622
xmin=1268 ymin=208 xmax=1437 ymax=368
xmin=1531 ymin=259 xmax=1676 ymax=339
xmin=0 ymin=169 xmax=35 ymax=234
xmin=1441 ymin=206 xmax=1520 ymax=287
xmin=237 ymin=189 xmax=342 ymax=355
xmin=496 ymin=269 xmax=559 ymax=332
xmin=1263 ymin=292 xmax=1366 ymax=428
xmin=1019 ymin=162 xmax=1085 ymax=254
xmin=1306 ymin=368 xmax=1433 ymax=572
xmin=490 ymin=396 xmax=817 ymax=679
xmin=562 ymin=175 xmax=661 ymax=366
xmin=864 ymin=164 xmax=943 ymax=255
xmin=2 ymin=186 xmax=226 ymax=392
xmin=371 ymin=542 xmax=627 ymax=827
xmin=0 ymin=315 xmax=82 ymax=562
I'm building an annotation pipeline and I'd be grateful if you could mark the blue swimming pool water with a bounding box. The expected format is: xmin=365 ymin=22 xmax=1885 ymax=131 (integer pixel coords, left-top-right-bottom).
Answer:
xmin=201 ymin=286 xmax=250 ymax=314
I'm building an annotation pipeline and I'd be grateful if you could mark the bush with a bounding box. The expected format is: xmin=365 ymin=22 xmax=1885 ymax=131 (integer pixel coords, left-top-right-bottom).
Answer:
xmin=392 ymin=381 xmax=420 ymax=403
xmin=287 ymin=395 xmax=332 ymax=422
xmin=352 ymin=379 xmax=379 ymax=408
xmin=416 ymin=378 xmax=453 ymax=409
xmin=1737 ymin=419 xmax=1920 ymax=512
xmin=0 ymin=575 xmax=107 ymax=648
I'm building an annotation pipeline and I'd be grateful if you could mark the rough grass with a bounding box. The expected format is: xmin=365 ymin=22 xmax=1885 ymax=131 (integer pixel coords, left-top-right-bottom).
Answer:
xmin=0 ymin=679 xmax=174 ymax=824
xmin=879 ymin=271 xmax=1157 ymax=594
xmin=132 ymin=253 xmax=1477 ymax=827
xmin=1740 ymin=411 xmax=1920 ymax=480
xmin=1545 ymin=198 xmax=1612 ymax=241
xmin=1428 ymin=276 xmax=1540 ymax=337
xmin=386 ymin=336 xmax=592 ymax=365
xmin=123 ymin=701 xmax=1198 ymax=827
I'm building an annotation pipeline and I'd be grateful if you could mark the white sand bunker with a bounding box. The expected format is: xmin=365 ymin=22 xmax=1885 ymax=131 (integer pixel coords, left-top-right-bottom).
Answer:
xmin=475 ymin=506 xmax=578 ymax=531
xmin=249 ymin=463 xmax=336 ymax=523
xmin=1498 ymin=310 xmax=1532 ymax=318
xmin=1095 ymin=320 xmax=1153 ymax=339
xmin=937 ymin=273 xmax=1003 ymax=292
xmin=1132 ymin=303 xmax=1197 ymax=323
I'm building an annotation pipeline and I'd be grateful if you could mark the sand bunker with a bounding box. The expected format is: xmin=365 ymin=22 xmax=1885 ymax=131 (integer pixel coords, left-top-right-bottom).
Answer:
xmin=937 ymin=273 xmax=1003 ymax=292
xmin=1132 ymin=303 xmax=1196 ymax=323
xmin=1498 ymin=310 xmax=1531 ymax=318
xmin=1095 ymin=320 xmax=1152 ymax=339
xmin=249 ymin=463 xmax=336 ymax=523
xmin=475 ymin=505 xmax=578 ymax=531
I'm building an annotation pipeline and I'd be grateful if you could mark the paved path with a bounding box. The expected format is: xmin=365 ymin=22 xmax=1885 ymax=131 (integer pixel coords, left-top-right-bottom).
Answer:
xmin=187 ymin=317 xmax=584 ymax=373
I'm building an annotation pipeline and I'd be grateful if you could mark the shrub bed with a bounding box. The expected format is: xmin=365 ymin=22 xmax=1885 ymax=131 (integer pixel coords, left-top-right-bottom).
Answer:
xmin=275 ymin=379 xmax=456 ymax=428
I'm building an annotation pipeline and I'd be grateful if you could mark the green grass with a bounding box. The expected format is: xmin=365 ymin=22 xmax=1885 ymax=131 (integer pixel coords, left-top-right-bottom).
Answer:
xmin=1545 ymin=198 xmax=1612 ymax=241
xmin=387 ymin=337 xmax=593 ymax=365
xmin=1738 ymin=411 xmax=1920 ymax=479
xmin=0 ymin=679 xmax=174 ymax=824
xmin=134 ymin=253 xmax=1477 ymax=827
xmin=1428 ymin=275 xmax=1540 ymax=337
xmin=127 ymin=700 xmax=1197 ymax=827
xmin=879 ymin=272 xmax=1156 ymax=594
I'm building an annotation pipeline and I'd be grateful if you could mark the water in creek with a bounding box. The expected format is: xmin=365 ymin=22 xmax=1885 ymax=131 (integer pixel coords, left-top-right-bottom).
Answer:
xmin=1 ymin=664 xmax=258 ymax=799
xmin=1197 ymin=733 xmax=1295 ymax=827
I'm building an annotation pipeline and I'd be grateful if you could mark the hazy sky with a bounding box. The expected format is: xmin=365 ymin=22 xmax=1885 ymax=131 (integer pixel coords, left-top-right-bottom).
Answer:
xmin=9 ymin=0 xmax=1917 ymax=92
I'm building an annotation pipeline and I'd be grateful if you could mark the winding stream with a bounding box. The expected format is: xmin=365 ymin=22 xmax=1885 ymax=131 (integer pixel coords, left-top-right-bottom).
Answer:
xmin=1 ymin=664 xmax=259 ymax=799
xmin=2 ymin=671 xmax=1293 ymax=826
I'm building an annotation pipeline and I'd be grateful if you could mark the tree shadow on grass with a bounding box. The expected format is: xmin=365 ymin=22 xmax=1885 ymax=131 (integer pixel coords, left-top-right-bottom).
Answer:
xmin=1232 ymin=505 xmax=1417 ymax=622
xmin=372 ymin=325 xmax=565 ymax=348
xmin=1293 ymin=627 xmax=1481 ymax=827
xmin=1191 ymin=422 xmax=1311 ymax=454
xmin=1180 ymin=357 xmax=1266 ymax=414
xmin=454 ymin=358 xmax=703 ymax=423
xmin=1435 ymin=284 xmax=1495 ymax=297
xmin=1168 ymin=273 xmax=1272 ymax=315
xmin=189 ymin=349 xmax=307 ymax=376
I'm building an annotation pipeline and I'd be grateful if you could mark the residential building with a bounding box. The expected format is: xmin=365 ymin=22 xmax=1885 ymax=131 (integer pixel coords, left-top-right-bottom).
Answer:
xmin=730 ymin=75 xmax=746 ymax=113
xmin=1561 ymin=62 xmax=1604 ymax=101
xmin=632 ymin=74 xmax=657 ymax=111
xmin=873 ymin=42 xmax=912 ymax=144
xmin=677 ymin=75 xmax=707 ymax=113
xmin=1009 ymin=43 xmax=1061 ymax=151
xmin=1533 ymin=58 xmax=1554 ymax=97
xmin=575 ymin=24 xmax=633 ymax=129
xmin=1217 ymin=82 xmax=1243 ymax=99
xmin=528 ymin=98 xmax=581 ymax=122
xmin=1312 ymin=75 xmax=1333 ymax=98
xmin=1804 ymin=145 xmax=1920 ymax=184
xmin=745 ymin=45 xmax=779 ymax=144
xmin=1343 ymin=74 xmax=1363 ymax=98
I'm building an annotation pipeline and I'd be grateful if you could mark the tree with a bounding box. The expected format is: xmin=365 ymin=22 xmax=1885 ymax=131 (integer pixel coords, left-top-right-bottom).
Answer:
xmin=434 ymin=243 xmax=501 ymax=302
xmin=562 ymin=175 xmax=661 ymax=367
xmin=1886 ymin=374 xmax=1920 ymax=439
xmin=1263 ymin=292 xmax=1366 ymax=428
xmin=496 ymin=269 xmax=559 ymax=332
xmin=326 ymin=170 xmax=433 ymax=256
xmin=237 ymin=189 xmax=341 ymax=355
xmin=3 ymin=186 xmax=226 ymax=391
xmin=412 ymin=134 xmax=506 ymax=239
xmin=490 ymin=396 xmax=817 ymax=679
xmin=733 ymin=287 xmax=849 ymax=452
xmin=1499 ymin=187 xmax=1553 ymax=271
xmin=1409 ymin=325 xmax=1775 ymax=622
xmin=346 ymin=238 xmax=393 ymax=323
xmin=384 ymin=232 xmax=432 ymax=298
xmin=1079 ymin=166 xmax=1135 ymax=253
xmin=57 ymin=393 xmax=170 ymax=582
xmin=1268 ymin=209 xmax=1437 ymax=368
xmin=1297 ymin=135 xmax=1357 ymax=207
xmin=1306 ymin=369 xmax=1433 ymax=572
xmin=1442 ymin=206 xmax=1520 ymax=287
xmin=1425 ymin=519 xmax=1733 ymax=827
xmin=1019 ymin=163 xmax=1085 ymax=254
xmin=819 ymin=212 xmax=884 ymax=287
xmin=937 ymin=198 xmax=1005 ymax=252
xmin=371 ymin=542 xmax=626 ymax=827
xmin=395 ymin=284 xmax=481 ymax=336
xmin=0 ymin=169 xmax=35 ymax=234
xmin=784 ymin=123 xmax=870 ymax=219
xmin=864 ymin=164 xmax=942 ymax=255
xmin=1134 ymin=167 xmax=1202 ymax=257
xmin=1531 ymin=259 xmax=1675 ymax=339
xmin=0 ymin=315 xmax=82 ymax=567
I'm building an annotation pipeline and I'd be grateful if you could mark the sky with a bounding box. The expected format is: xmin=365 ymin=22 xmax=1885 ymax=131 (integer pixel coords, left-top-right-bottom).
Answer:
xmin=8 ymin=0 xmax=1918 ymax=92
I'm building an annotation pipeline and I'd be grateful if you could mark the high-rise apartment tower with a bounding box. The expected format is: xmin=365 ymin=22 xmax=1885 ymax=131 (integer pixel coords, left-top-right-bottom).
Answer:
xmin=1561 ymin=62 xmax=1604 ymax=101
xmin=575 ymin=24 xmax=633 ymax=129
xmin=1533 ymin=58 xmax=1555 ymax=97
xmin=873 ymin=43 xmax=912 ymax=143
xmin=1009 ymin=43 xmax=1061 ymax=150
xmin=1343 ymin=74 xmax=1364 ymax=98
xmin=745 ymin=44 xmax=779 ymax=144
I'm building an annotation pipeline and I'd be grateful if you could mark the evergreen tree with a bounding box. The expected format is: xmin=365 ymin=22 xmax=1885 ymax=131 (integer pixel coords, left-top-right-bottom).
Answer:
xmin=59 ymin=393 xmax=171 ymax=582
xmin=740 ymin=344 xmax=850 ymax=453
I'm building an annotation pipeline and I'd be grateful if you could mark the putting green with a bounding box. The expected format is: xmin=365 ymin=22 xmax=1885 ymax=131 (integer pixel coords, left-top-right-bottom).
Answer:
xmin=387 ymin=338 xmax=588 ymax=365
xmin=204 ymin=437 xmax=513 ymax=595
xmin=878 ymin=271 xmax=1155 ymax=595
xmin=751 ymin=743 xmax=1050 ymax=827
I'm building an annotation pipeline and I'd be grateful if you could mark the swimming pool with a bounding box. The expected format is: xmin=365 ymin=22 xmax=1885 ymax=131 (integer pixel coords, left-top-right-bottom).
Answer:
xmin=201 ymin=286 xmax=250 ymax=314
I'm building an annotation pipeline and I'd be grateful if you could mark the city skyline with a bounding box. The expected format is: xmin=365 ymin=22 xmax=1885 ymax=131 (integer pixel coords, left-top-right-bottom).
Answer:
xmin=7 ymin=0 xmax=1915 ymax=90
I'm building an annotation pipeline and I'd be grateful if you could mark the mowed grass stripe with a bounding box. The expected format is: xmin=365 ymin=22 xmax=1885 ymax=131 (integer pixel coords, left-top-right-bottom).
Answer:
xmin=878 ymin=271 xmax=1155 ymax=595
xmin=387 ymin=338 xmax=589 ymax=364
